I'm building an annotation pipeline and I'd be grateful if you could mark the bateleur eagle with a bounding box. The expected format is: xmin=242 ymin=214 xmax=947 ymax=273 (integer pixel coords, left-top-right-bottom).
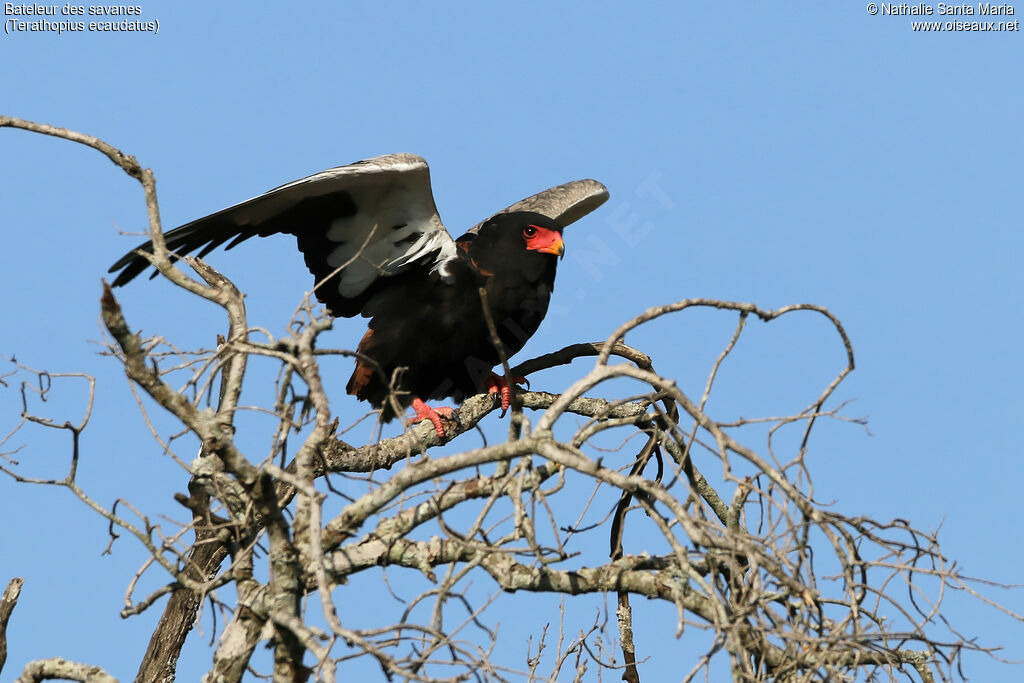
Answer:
xmin=109 ymin=154 xmax=608 ymax=435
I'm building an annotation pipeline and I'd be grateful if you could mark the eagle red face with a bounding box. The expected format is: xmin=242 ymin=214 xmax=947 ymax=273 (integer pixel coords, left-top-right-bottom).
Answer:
xmin=523 ymin=224 xmax=565 ymax=258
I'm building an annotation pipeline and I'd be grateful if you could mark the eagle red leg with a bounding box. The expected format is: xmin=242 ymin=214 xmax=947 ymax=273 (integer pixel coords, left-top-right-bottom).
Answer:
xmin=409 ymin=398 xmax=454 ymax=438
xmin=484 ymin=372 xmax=529 ymax=415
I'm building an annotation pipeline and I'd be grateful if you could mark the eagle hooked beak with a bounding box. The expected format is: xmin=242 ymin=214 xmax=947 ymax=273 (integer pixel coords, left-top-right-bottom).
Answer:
xmin=536 ymin=235 xmax=565 ymax=259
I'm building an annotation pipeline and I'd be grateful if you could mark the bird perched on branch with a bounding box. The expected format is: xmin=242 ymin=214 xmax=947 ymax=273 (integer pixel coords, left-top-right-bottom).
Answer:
xmin=109 ymin=154 xmax=608 ymax=436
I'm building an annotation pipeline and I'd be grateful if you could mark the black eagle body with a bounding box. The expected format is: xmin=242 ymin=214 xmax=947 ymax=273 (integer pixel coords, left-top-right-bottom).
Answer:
xmin=346 ymin=211 xmax=562 ymax=418
xmin=108 ymin=154 xmax=608 ymax=427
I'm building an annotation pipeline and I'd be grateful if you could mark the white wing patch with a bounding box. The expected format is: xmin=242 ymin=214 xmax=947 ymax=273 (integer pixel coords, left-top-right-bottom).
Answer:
xmin=324 ymin=182 xmax=456 ymax=298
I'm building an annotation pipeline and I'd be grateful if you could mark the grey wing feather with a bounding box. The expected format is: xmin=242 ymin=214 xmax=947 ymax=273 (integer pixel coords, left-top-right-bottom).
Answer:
xmin=108 ymin=154 xmax=458 ymax=303
xmin=470 ymin=179 xmax=609 ymax=232
xmin=234 ymin=153 xmax=439 ymax=225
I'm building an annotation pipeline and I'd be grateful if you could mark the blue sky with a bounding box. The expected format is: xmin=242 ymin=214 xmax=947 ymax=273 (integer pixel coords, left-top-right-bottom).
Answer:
xmin=2 ymin=2 xmax=1022 ymax=680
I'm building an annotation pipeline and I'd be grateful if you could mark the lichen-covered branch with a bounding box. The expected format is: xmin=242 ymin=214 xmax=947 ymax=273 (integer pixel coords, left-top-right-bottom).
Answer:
xmin=0 ymin=578 xmax=24 ymax=676
xmin=15 ymin=658 xmax=117 ymax=683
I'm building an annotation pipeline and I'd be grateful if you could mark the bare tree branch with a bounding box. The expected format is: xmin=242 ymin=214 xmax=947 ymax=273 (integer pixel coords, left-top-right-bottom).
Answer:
xmin=3 ymin=116 xmax=1020 ymax=683
xmin=0 ymin=578 xmax=24 ymax=676
xmin=15 ymin=658 xmax=118 ymax=683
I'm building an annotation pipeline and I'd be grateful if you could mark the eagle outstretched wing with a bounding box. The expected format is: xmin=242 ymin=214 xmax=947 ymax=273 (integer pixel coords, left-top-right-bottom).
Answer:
xmin=108 ymin=153 xmax=457 ymax=317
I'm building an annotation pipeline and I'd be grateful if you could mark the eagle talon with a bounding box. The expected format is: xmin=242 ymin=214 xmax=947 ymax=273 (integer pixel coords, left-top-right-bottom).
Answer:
xmin=408 ymin=398 xmax=454 ymax=438
xmin=485 ymin=373 xmax=528 ymax=415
